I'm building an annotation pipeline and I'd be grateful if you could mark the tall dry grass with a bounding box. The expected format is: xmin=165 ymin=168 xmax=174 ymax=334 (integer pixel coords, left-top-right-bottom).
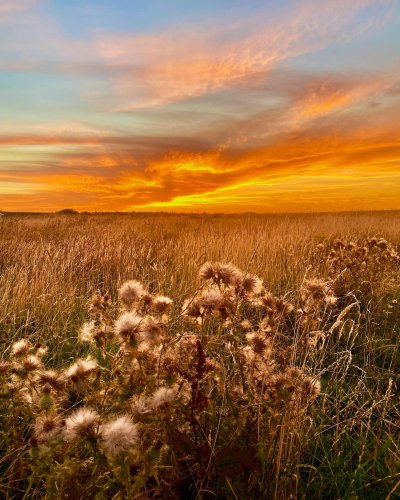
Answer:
xmin=0 ymin=211 xmax=399 ymax=498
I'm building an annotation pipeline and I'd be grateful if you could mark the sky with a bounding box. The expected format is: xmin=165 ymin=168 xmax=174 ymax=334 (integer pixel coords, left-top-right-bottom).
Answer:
xmin=1 ymin=0 xmax=400 ymax=213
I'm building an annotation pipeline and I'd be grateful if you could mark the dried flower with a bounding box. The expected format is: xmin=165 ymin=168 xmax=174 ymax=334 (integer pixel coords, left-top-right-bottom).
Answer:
xmin=100 ymin=415 xmax=138 ymax=457
xmin=22 ymin=355 xmax=43 ymax=373
xmin=151 ymin=295 xmax=173 ymax=315
xmin=64 ymin=407 xmax=99 ymax=441
xmin=114 ymin=311 xmax=144 ymax=346
xmin=34 ymin=413 xmax=64 ymax=443
xmin=139 ymin=317 xmax=163 ymax=344
xmin=238 ymin=274 xmax=263 ymax=296
xmin=148 ymin=386 xmax=177 ymax=411
xmin=199 ymin=262 xmax=241 ymax=286
xmin=65 ymin=357 xmax=99 ymax=392
xmin=119 ymin=280 xmax=146 ymax=309
xmin=36 ymin=369 xmax=65 ymax=391
xmin=11 ymin=339 xmax=31 ymax=358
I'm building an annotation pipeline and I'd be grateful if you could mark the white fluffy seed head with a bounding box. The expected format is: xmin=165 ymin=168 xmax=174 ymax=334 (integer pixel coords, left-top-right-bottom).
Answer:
xmin=114 ymin=312 xmax=144 ymax=342
xmin=99 ymin=415 xmax=138 ymax=457
xmin=64 ymin=407 xmax=99 ymax=441
xmin=149 ymin=386 xmax=177 ymax=411
xmin=119 ymin=280 xmax=146 ymax=309
xmin=151 ymin=295 xmax=173 ymax=315
xmin=11 ymin=339 xmax=31 ymax=358
xmin=79 ymin=321 xmax=97 ymax=343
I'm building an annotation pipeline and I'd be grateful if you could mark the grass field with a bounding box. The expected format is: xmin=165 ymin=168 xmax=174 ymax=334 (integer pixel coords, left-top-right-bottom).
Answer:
xmin=0 ymin=211 xmax=399 ymax=499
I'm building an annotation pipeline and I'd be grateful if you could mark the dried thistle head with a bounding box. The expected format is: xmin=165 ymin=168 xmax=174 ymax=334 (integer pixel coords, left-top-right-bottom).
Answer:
xmin=246 ymin=331 xmax=271 ymax=355
xmin=0 ymin=360 xmax=11 ymax=375
xmin=99 ymin=415 xmax=138 ymax=458
xmin=237 ymin=273 xmax=263 ymax=297
xmin=301 ymin=278 xmax=337 ymax=309
xmin=300 ymin=376 xmax=321 ymax=403
xmin=199 ymin=262 xmax=241 ymax=286
xmin=89 ymin=290 xmax=112 ymax=316
xmin=193 ymin=287 xmax=235 ymax=320
xmin=131 ymin=394 xmax=149 ymax=415
xmin=200 ymin=287 xmax=224 ymax=312
xmin=34 ymin=413 xmax=65 ymax=443
xmin=64 ymin=357 xmax=100 ymax=393
xmin=64 ymin=407 xmax=99 ymax=441
xmin=182 ymin=297 xmax=203 ymax=322
xmin=118 ymin=280 xmax=146 ymax=310
xmin=21 ymin=355 xmax=43 ymax=373
xmin=151 ymin=295 xmax=173 ymax=316
xmin=36 ymin=369 xmax=65 ymax=391
xmin=139 ymin=317 xmax=164 ymax=344
xmin=148 ymin=386 xmax=177 ymax=411
xmin=11 ymin=339 xmax=31 ymax=358
xmin=79 ymin=321 xmax=112 ymax=346
xmin=114 ymin=311 xmax=144 ymax=345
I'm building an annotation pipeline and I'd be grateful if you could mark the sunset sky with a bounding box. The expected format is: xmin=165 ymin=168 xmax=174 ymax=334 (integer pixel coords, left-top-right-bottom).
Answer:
xmin=1 ymin=0 xmax=400 ymax=212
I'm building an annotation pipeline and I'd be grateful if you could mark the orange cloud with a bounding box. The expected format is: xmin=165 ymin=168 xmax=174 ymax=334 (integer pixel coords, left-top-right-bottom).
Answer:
xmin=95 ymin=0 xmax=392 ymax=109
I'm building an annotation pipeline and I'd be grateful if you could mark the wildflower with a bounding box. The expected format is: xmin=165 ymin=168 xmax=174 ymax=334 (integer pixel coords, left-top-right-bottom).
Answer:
xmin=115 ymin=311 xmax=144 ymax=340
xmin=199 ymin=262 xmax=241 ymax=286
xmin=100 ymin=415 xmax=138 ymax=457
xmin=333 ymin=239 xmax=345 ymax=249
xmin=151 ymin=295 xmax=173 ymax=315
xmin=11 ymin=339 xmax=31 ymax=358
xmin=148 ymin=386 xmax=177 ymax=411
xmin=139 ymin=317 xmax=163 ymax=344
xmin=246 ymin=332 xmax=271 ymax=355
xmin=22 ymin=355 xmax=43 ymax=373
xmin=257 ymin=293 xmax=294 ymax=316
xmin=119 ymin=280 xmax=146 ymax=309
xmin=89 ymin=290 xmax=112 ymax=315
xmin=182 ymin=297 xmax=203 ymax=320
xmin=301 ymin=278 xmax=337 ymax=307
xmin=79 ymin=321 xmax=97 ymax=343
xmin=34 ymin=413 xmax=64 ymax=443
xmin=200 ymin=287 xmax=224 ymax=311
xmin=64 ymin=407 xmax=99 ymax=441
xmin=238 ymin=273 xmax=263 ymax=296
xmin=79 ymin=321 xmax=111 ymax=345
xmin=197 ymin=287 xmax=235 ymax=319
xmin=368 ymin=237 xmax=378 ymax=246
xmin=65 ymin=357 xmax=98 ymax=380
xmin=300 ymin=376 xmax=321 ymax=402
xmin=377 ymin=238 xmax=388 ymax=249
xmin=65 ymin=357 xmax=99 ymax=392
xmin=34 ymin=345 xmax=48 ymax=358
xmin=140 ymin=292 xmax=154 ymax=312
xmin=36 ymin=369 xmax=65 ymax=391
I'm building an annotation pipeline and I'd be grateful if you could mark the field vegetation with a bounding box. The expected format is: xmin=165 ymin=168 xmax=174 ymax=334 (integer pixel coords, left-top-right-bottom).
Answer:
xmin=0 ymin=212 xmax=399 ymax=499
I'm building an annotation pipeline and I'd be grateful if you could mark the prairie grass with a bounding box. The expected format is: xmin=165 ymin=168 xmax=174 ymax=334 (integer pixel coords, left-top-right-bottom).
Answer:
xmin=0 ymin=211 xmax=399 ymax=499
